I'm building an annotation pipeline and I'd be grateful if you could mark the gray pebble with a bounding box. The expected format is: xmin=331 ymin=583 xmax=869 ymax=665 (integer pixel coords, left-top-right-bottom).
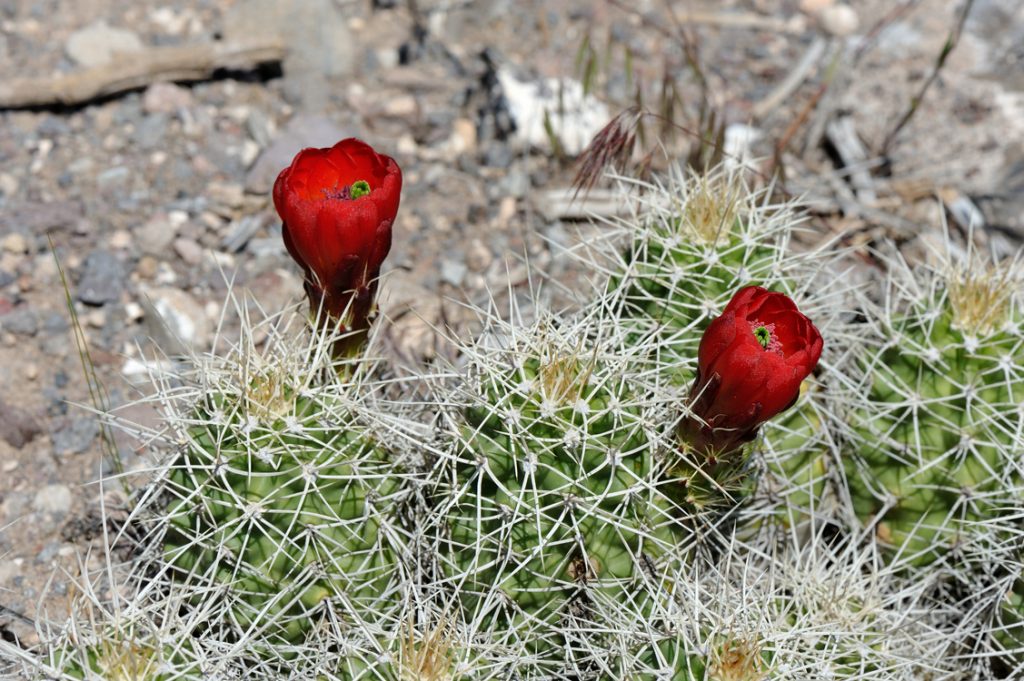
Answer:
xmin=96 ymin=166 xmax=131 ymax=193
xmin=135 ymin=214 xmax=179 ymax=256
xmin=65 ymin=21 xmax=143 ymax=67
xmin=441 ymin=258 xmax=468 ymax=287
xmin=134 ymin=113 xmax=168 ymax=149
xmin=483 ymin=143 xmax=513 ymax=168
xmin=32 ymin=484 xmax=72 ymax=515
xmin=1 ymin=200 xmax=84 ymax=235
xmin=0 ymin=308 xmax=38 ymax=336
xmin=36 ymin=541 xmax=61 ymax=563
xmin=41 ymin=311 xmax=69 ymax=335
xmin=173 ymin=237 xmax=204 ymax=265
xmin=52 ymin=417 xmax=99 ymax=456
xmin=0 ymin=399 xmax=42 ymax=448
xmin=77 ymin=249 xmax=125 ymax=306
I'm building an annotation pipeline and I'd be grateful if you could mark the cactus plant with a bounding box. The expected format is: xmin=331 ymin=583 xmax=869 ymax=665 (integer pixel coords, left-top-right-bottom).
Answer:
xmin=839 ymin=252 xmax=1024 ymax=567
xmin=428 ymin=303 xmax=693 ymax=675
xmin=573 ymin=165 xmax=844 ymax=522
xmin=155 ymin=308 xmax=415 ymax=662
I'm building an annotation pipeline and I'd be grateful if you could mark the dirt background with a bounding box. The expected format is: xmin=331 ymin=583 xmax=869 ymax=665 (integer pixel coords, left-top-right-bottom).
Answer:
xmin=0 ymin=0 xmax=1022 ymax=651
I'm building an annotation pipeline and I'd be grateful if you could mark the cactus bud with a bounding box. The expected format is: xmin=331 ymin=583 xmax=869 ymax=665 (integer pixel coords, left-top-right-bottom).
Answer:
xmin=678 ymin=286 xmax=823 ymax=458
xmin=273 ymin=137 xmax=402 ymax=357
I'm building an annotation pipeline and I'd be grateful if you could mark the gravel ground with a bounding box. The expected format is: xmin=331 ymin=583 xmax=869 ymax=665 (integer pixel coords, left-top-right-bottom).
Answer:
xmin=1 ymin=0 xmax=1022 ymax=651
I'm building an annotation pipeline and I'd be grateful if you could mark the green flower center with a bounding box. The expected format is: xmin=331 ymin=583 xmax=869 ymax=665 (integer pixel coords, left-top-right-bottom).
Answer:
xmin=350 ymin=180 xmax=371 ymax=199
xmin=753 ymin=325 xmax=772 ymax=349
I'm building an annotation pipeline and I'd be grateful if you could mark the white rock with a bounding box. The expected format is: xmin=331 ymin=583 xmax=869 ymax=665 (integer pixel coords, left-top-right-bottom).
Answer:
xmin=146 ymin=287 xmax=209 ymax=348
xmin=33 ymin=484 xmax=72 ymax=515
xmin=497 ymin=69 xmax=610 ymax=156
xmin=0 ymin=172 xmax=18 ymax=197
xmin=2 ymin=233 xmax=28 ymax=254
xmin=65 ymin=21 xmax=143 ymax=67
xmin=818 ymin=4 xmax=859 ymax=36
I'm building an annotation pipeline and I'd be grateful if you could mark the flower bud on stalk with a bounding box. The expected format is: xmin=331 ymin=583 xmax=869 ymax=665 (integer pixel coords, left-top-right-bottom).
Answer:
xmin=679 ymin=286 xmax=823 ymax=459
xmin=273 ymin=138 xmax=402 ymax=359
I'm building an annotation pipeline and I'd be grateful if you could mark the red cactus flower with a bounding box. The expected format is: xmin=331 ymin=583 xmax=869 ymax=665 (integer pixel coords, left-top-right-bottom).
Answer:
xmin=273 ymin=138 xmax=402 ymax=355
xmin=679 ymin=286 xmax=823 ymax=458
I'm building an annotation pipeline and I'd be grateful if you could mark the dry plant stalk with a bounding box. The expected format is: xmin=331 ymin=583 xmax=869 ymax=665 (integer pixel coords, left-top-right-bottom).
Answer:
xmin=0 ymin=40 xmax=284 ymax=108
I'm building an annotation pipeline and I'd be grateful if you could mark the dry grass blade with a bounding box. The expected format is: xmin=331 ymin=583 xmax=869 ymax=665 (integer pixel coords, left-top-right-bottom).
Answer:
xmin=572 ymin=107 xmax=643 ymax=197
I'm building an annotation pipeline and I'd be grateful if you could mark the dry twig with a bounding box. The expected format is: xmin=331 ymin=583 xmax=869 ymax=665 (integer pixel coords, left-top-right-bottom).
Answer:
xmin=879 ymin=0 xmax=976 ymax=155
xmin=0 ymin=39 xmax=284 ymax=109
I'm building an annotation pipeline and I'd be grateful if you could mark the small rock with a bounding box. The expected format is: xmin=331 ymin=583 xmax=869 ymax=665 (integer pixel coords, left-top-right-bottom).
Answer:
xmin=1 ymin=200 xmax=84 ymax=235
xmin=33 ymin=484 xmax=73 ymax=515
xmin=134 ymin=113 xmax=168 ymax=149
xmin=466 ymin=238 xmax=493 ymax=272
xmin=125 ymin=301 xmax=144 ymax=322
xmin=483 ymin=143 xmax=513 ymax=168
xmin=223 ymin=214 xmax=266 ymax=253
xmin=245 ymin=113 xmax=356 ymax=194
xmin=142 ymin=286 xmax=210 ymax=350
xmin=135 ymin=214 xmax=179 ymax=256
xmin=0 ymin=308 xmax=38 ymax=336
xmin=450 ymin=118 xmax=478 ymax=155
xmin=383 ymin=95 xmax=418 ymax=118
xmin=173 ymin=237 xmax=204 ymax=265
xmin=496 ymin=196 xmax=518 ymax=228
xmin=0 ymin=560 xmax=21 ymax=585
xmin=247 ymin=238 xmax=285 ymax=258
xmin=65 ymin=21 xmax=143 ymax=67
xmin=136 ymin=255 xmax=159 ymax=279
xmin=37 ymin=541 xmax=62 ymax=563
xmin=208 ymin=182 xmax=246 ymax=210
xmin=0 ymin=399 xmax=42 ymax=448
xmin=108 ymin=229 xmax=132 ymax=250
xmin=441 ymin=258 xmax=467 ymax=287
xmin=77 ymin=250 xmax=125 ymax=306
xmin=96 ymin=166 xmax=131 ymax=193
xmin=85 ymin=309 xmax=106 ymax=328
xmin=246 ymin=109 xmax=274 ymax=147
xmin=496 ymin=69 xmax=609 ymax=155
xmin=396 ymin=133 xmax=418 ymax=156
xmin=499 ymin=168 xmax=530 ymax=198
xmin=2 ymin=233 xmax=28 ymax=254
xmin=142 ymin=82 xmax=193 ymax=114
xmin=24 ymin=363 xmax=38 ymax=381
xmin=41 ymin=311 xmax=69 ymax=335
xmin=818 ymin=4 xmax=859 ymax=36
xmin=52 ymin=417 xmax=99 ymax=456
xmin=0 ymin=172 xmax=18 ymax=198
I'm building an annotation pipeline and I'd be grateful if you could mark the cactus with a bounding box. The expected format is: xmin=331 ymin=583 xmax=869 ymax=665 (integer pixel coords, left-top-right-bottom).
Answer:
xmin=618 ymin=529 xmax=966 ymax=680
xmin=591 ymin=166 xmax=825 ymax=379
xmin=839 ymin=252 xmax=1024 ymax=567
xmin=155 ymin=308 xmax=415 ymax=660
xmin=429 ymin=304 xmax=691 ymax=674
xmin=573 ymin=165 xmax=845 ymax=521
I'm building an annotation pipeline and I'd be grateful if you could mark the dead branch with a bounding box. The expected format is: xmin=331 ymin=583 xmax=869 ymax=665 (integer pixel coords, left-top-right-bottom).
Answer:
xmin=0 ymin=39 xmax=285 ymax=109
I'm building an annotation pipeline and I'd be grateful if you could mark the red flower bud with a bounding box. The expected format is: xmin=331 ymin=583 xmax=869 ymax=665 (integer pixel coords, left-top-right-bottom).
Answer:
xmin=273 ymin=138 xmax=402 ymax=354
xmin=679 ymin=286 xmax=823 ymax=457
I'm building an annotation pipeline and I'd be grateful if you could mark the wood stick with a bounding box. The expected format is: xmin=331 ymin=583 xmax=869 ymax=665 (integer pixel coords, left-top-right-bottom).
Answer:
xmin=0 ymin=40 xmax=285 ymax=109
